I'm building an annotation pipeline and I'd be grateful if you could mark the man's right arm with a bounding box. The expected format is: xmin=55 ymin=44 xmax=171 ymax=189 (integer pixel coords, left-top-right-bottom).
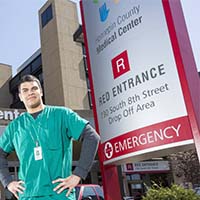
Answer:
xmin=0 ymin=149 xmax=25 ymax=199
xmin=0 ymin=148 xmax=13 ymax=188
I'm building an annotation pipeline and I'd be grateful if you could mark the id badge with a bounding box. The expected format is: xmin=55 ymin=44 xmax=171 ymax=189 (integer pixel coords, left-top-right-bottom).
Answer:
xmin=34 ymin=146 xmax=43 ymax=160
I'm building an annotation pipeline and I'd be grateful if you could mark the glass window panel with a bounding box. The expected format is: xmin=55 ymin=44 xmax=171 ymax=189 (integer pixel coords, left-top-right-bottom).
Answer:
xmin=82 ymin=187 xmax=98 ymax=200
xmin=32 ymin=56 xmax=42 ymax=72
xmin=41 ymin=4 xmax=53 ymax=28
xmin=20 ymin=65 xmax=31 ymax=76
xmin=94 ymin=186 xmax=104 ymax=200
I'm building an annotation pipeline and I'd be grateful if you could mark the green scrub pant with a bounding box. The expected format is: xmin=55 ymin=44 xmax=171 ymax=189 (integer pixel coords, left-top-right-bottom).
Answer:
xmin=21 ymin=197 xmax=58 ymax=200
xmin=20 ymin=193 xmax=75 ymax=200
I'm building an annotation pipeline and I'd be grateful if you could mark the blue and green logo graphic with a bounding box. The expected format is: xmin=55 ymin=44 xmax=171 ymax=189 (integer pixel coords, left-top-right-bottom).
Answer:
xmin=99 ymin=2 xmax=109 ymax=22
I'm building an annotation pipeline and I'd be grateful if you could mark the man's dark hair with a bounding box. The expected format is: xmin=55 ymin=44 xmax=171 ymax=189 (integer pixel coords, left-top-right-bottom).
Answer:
xmin=18 ymin=75 xmax=42 ymax=92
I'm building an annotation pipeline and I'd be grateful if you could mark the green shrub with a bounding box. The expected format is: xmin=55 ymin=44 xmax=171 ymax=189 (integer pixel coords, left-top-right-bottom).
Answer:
xmin=142 ymin=184 xmax=200 ymax=200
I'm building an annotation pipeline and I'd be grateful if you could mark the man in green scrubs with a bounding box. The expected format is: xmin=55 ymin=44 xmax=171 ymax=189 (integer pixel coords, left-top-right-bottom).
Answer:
xmin=0 ymin=75 xmax=100 ymax=200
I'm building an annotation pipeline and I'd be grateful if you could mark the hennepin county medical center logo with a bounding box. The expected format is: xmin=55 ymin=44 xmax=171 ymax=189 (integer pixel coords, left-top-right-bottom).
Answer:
xmin=93 ymin=0 xmax=120 ymax=22
xmin=99 ymin=3 xmax=109 ymax=22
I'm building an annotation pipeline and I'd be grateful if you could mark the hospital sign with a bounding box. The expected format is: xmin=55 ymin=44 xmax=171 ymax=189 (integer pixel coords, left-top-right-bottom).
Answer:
xmin=81 ymin=0 xmax=196 ymax=165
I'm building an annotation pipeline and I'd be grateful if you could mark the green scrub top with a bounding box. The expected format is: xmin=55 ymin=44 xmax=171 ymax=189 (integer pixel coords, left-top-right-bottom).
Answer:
xmin=0 ymin=106 xmax=88 ymax=199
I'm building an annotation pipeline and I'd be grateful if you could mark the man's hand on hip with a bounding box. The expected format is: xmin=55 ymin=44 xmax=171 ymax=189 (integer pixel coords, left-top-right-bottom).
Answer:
xmin=7 ymin=180 xmax=25 ymax=199
xmin=52 ymin=174 xmax=81 ymax=197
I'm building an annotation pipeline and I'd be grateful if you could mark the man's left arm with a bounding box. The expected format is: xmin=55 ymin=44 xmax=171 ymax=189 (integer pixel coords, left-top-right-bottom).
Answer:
xmin=52 ymin=124 xmax=100 ymax=196
xmin=73 ymin=124 xmax=100 ymax=179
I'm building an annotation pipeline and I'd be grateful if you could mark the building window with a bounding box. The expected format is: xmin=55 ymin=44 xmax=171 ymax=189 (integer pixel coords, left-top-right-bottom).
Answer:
xmin=73 ymin=29 xmax=92 ymax=109
xmin=31 ymin=55 xmax=42 ymax=72
xmin=41 ymin=4 xmax=53 ymax=28
xmin=9 ymin=76 xmax=20 ymax=91
xmin=20 ymin=65 xmax=31 ymax=76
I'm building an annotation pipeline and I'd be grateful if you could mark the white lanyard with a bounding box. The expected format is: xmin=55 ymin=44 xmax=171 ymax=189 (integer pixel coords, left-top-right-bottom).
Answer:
xmin=28 ymin=122 xmax=43 ymax=161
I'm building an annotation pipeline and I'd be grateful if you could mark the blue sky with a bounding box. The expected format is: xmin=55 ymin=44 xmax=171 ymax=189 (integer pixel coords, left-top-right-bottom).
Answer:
xmin=0 ymin=0 xmax=47 ymax=75
xmin=0 ymin=0 xmax=199 ymax=76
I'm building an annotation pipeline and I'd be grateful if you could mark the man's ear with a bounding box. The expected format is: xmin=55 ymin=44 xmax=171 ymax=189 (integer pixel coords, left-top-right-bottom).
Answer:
xmin=18 ymin=92 xmax=23 ymax=102
xmin=40 ymin=88 xmax=43 ymax=97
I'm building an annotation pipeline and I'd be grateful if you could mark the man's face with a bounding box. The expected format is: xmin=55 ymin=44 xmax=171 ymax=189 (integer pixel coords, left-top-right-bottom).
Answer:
xmin=19 ymin=81 xmax=43 ymax=109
